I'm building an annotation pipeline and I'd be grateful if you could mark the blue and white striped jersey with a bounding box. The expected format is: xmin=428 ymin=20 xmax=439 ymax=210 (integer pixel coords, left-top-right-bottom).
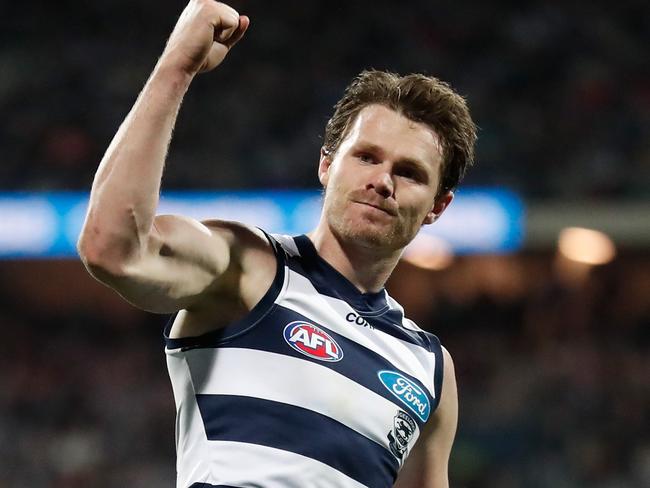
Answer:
xmin=165 ymin=234 xmax=444 ymax=488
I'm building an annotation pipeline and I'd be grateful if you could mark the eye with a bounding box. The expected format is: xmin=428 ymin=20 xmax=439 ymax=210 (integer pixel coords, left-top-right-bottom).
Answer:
xmin=395 ymin=167 xmax=419 ymax=181
xmin=358 ymin=152 xmax=375 ymax=164
xmin=395 ymin=167 xmax=415 ymax=179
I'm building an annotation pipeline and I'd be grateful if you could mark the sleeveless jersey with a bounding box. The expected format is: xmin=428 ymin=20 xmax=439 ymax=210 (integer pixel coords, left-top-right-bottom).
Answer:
xmin=164 ymin=234 xmax=445 ymax=488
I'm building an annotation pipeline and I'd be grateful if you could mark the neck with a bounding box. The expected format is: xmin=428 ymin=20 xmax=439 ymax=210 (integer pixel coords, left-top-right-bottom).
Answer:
xmin=307 ymin=223 xmax=403 ymax=294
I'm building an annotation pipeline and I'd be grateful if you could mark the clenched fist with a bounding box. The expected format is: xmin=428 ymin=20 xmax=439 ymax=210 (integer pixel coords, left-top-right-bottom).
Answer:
xmin=159 ymin=0 xmax=249 ymax=76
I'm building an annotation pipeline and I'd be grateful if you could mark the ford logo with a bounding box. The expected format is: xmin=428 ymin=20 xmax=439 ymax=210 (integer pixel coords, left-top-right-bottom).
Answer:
xmin=378 ymin=370 xmax=430 ymax=422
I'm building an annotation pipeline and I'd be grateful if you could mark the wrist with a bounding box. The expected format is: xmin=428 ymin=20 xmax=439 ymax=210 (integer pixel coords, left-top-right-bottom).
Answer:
xmin=150 ymin=61 xmax=195 ymax=95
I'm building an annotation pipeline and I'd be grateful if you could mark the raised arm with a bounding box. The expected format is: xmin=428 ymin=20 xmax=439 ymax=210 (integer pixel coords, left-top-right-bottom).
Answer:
xmin=394 ymin=346 xmax=459 ymax=488
xmin=77 ymin=1 xmax=253 ymax=313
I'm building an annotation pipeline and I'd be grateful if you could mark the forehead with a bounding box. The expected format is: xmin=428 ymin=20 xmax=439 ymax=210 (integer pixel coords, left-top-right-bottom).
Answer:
xmin=340 ymin=104 xmax=444 ymax=168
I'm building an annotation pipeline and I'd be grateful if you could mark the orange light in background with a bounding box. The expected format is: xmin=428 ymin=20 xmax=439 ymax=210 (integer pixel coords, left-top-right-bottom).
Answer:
xmin=558 ymin=227 xmax=616 ymax=265
xmin=402 ymin=234 xmax=454 ymax=270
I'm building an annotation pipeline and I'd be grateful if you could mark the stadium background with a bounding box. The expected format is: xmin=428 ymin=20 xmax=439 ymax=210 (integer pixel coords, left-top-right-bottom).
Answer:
xmin=1 ymin=0 xmax=648 ymax=486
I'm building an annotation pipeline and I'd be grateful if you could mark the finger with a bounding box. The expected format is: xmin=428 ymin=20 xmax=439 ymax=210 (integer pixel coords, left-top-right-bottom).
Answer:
xmin=215 ymin=23 xmax=237 ymax=43
xmin=214 ymin=5 xmax=240 ymax=43
xmin=224 ymin=15 xmax=250 ymax=49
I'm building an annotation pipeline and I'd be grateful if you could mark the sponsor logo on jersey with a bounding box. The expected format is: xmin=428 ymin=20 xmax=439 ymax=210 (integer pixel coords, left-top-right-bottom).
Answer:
xmin=387 ymin=410 xmax=416 ymax=461
xmin=378 ymin=370 xmax=430 ymax=422
xmin=283 ymin=321 xmax=343 ymax=362
xmin=345 ymin=312 xmax=374 ymax=329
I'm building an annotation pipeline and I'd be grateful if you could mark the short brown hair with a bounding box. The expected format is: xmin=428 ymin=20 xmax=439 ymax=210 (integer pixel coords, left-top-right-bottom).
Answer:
xmin=323 ymin=70 xmax=477 ymax=198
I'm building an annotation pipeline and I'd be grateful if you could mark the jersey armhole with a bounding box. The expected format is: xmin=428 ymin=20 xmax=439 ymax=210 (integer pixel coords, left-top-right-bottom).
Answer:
xmin=424 ymin=331 xmax=445 ymax=413
xmin=164 ymin=229 xmax=287 ymax=351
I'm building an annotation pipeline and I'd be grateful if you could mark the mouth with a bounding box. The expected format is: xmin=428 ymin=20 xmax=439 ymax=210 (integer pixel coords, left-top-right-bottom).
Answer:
xmin=354 ymin=201 xmax=397 ymax=217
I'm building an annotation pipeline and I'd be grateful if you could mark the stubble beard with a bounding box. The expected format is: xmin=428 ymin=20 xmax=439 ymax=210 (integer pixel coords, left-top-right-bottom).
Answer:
xmin=324 ymin=193 xmax=416 ymax=252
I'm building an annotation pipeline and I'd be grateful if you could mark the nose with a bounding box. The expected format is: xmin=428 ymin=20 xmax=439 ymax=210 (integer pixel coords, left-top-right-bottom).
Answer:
xmin=367 ymin=168 xmax=394 ymax=199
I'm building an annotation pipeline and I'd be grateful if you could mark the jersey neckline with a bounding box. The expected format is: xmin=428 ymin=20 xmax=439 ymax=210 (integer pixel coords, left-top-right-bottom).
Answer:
xmin=293 ymin=235 xmax=390 ymax=315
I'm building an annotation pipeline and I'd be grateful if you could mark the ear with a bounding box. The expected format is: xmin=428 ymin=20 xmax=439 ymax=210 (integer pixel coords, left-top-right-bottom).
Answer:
xmin=423 ymin=190 xmax=454 ymax=225
xmin=318 ymin=147 xmax=333 ymax=187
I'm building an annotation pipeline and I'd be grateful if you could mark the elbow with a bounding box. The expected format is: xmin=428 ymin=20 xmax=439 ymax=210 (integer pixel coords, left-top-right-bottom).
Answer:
xmin=77 ymin=236 xmax=106 ymax=272
xmin=77 ymin=225 xmax=134 ymax=278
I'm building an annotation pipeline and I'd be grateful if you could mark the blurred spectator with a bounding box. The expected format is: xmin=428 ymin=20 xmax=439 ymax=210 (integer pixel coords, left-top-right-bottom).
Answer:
xmin=0 ymin=0 xmax=648 ymax=198
xmin=1 ymin=1 xmax=648 ymax=486
xmin=0 ymin=252 xmax=648 ymax=486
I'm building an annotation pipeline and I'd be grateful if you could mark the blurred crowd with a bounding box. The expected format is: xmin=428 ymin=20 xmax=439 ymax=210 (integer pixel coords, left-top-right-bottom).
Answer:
xmin=391 ymin=253 xmax=650 ymax=487
xmin=0 ymin=253 xmax=648 ymax=487
xmin=1 ymin=0 xmax=648 ymax=198
xmin=1 ymin=0 xmax=649 ymax=487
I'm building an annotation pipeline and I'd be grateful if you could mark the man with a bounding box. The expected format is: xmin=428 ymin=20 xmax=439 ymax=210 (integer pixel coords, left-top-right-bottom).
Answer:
xmin=77 ymin=1 xmax=477 ymax=487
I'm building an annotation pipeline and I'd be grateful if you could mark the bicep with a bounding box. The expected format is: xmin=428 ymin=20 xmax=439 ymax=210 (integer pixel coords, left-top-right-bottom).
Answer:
xmin=88 ymin=214 xmax=232 ymax=313
xmin=394 ymin=347 xmax=458 ymax=488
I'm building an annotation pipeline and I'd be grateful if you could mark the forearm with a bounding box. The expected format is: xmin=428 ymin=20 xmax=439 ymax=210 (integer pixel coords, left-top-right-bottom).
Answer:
xmin=79 ymin=0 xmax=249 ymax=270
xmin=79 ymin=64 xmax=193 ymax=263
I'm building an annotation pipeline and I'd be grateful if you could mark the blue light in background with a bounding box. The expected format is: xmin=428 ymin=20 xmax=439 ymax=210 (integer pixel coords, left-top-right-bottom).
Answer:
xmin=0 ymin=189 xmax=524 ymax=258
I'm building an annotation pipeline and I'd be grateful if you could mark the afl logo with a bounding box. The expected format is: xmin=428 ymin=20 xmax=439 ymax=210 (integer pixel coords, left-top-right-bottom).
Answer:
xmin=283 ymin=321 xmax=343 ymax=362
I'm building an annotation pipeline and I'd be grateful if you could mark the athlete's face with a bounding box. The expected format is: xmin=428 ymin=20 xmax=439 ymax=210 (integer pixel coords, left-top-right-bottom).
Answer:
xmin=319 ymin=104 xmax=453 ymax=251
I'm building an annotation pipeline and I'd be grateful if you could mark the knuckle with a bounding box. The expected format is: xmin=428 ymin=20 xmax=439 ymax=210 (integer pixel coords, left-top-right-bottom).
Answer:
xmin=218 ymin=4 xmax=240 ymax=22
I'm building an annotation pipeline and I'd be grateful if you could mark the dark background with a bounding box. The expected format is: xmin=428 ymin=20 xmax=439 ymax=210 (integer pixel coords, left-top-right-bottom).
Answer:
xmin=2 ymin=0 xmax=648 ymax=197
xmin=0 ymin=0 xmax=648 ymax=486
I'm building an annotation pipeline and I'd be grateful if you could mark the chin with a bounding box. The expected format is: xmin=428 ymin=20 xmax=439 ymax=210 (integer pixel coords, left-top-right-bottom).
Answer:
xmin=324 ymin=197 xmax=416 ymax=251
xmin=334 ymin=217 xmax=412 ymax=251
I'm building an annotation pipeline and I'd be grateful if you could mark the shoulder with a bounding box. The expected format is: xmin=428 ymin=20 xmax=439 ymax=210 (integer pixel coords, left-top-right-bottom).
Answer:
xmin=431 ymin=345 xmax=458 ymax=444
xmin=200 ymin=219 xmax=272 ymax=249
xmin=148 ymin=216 xmax=273 ymax=267
xmin=197 ymin=219 xmax=276 ymax=267
xmin=153 ymin=217 xmax=277 ymax=275
xmin=440 ymin=346 xmax=455 ymax=377
xmin=394 ymin=345 xmax=459 ymax=487
xmin=439 ymin=346 xmax=457 ymax=405
xmin=201 ymin=220 xmax=279 ymax=309
xmin=422 ymin=344 xmax=458 ymax=444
